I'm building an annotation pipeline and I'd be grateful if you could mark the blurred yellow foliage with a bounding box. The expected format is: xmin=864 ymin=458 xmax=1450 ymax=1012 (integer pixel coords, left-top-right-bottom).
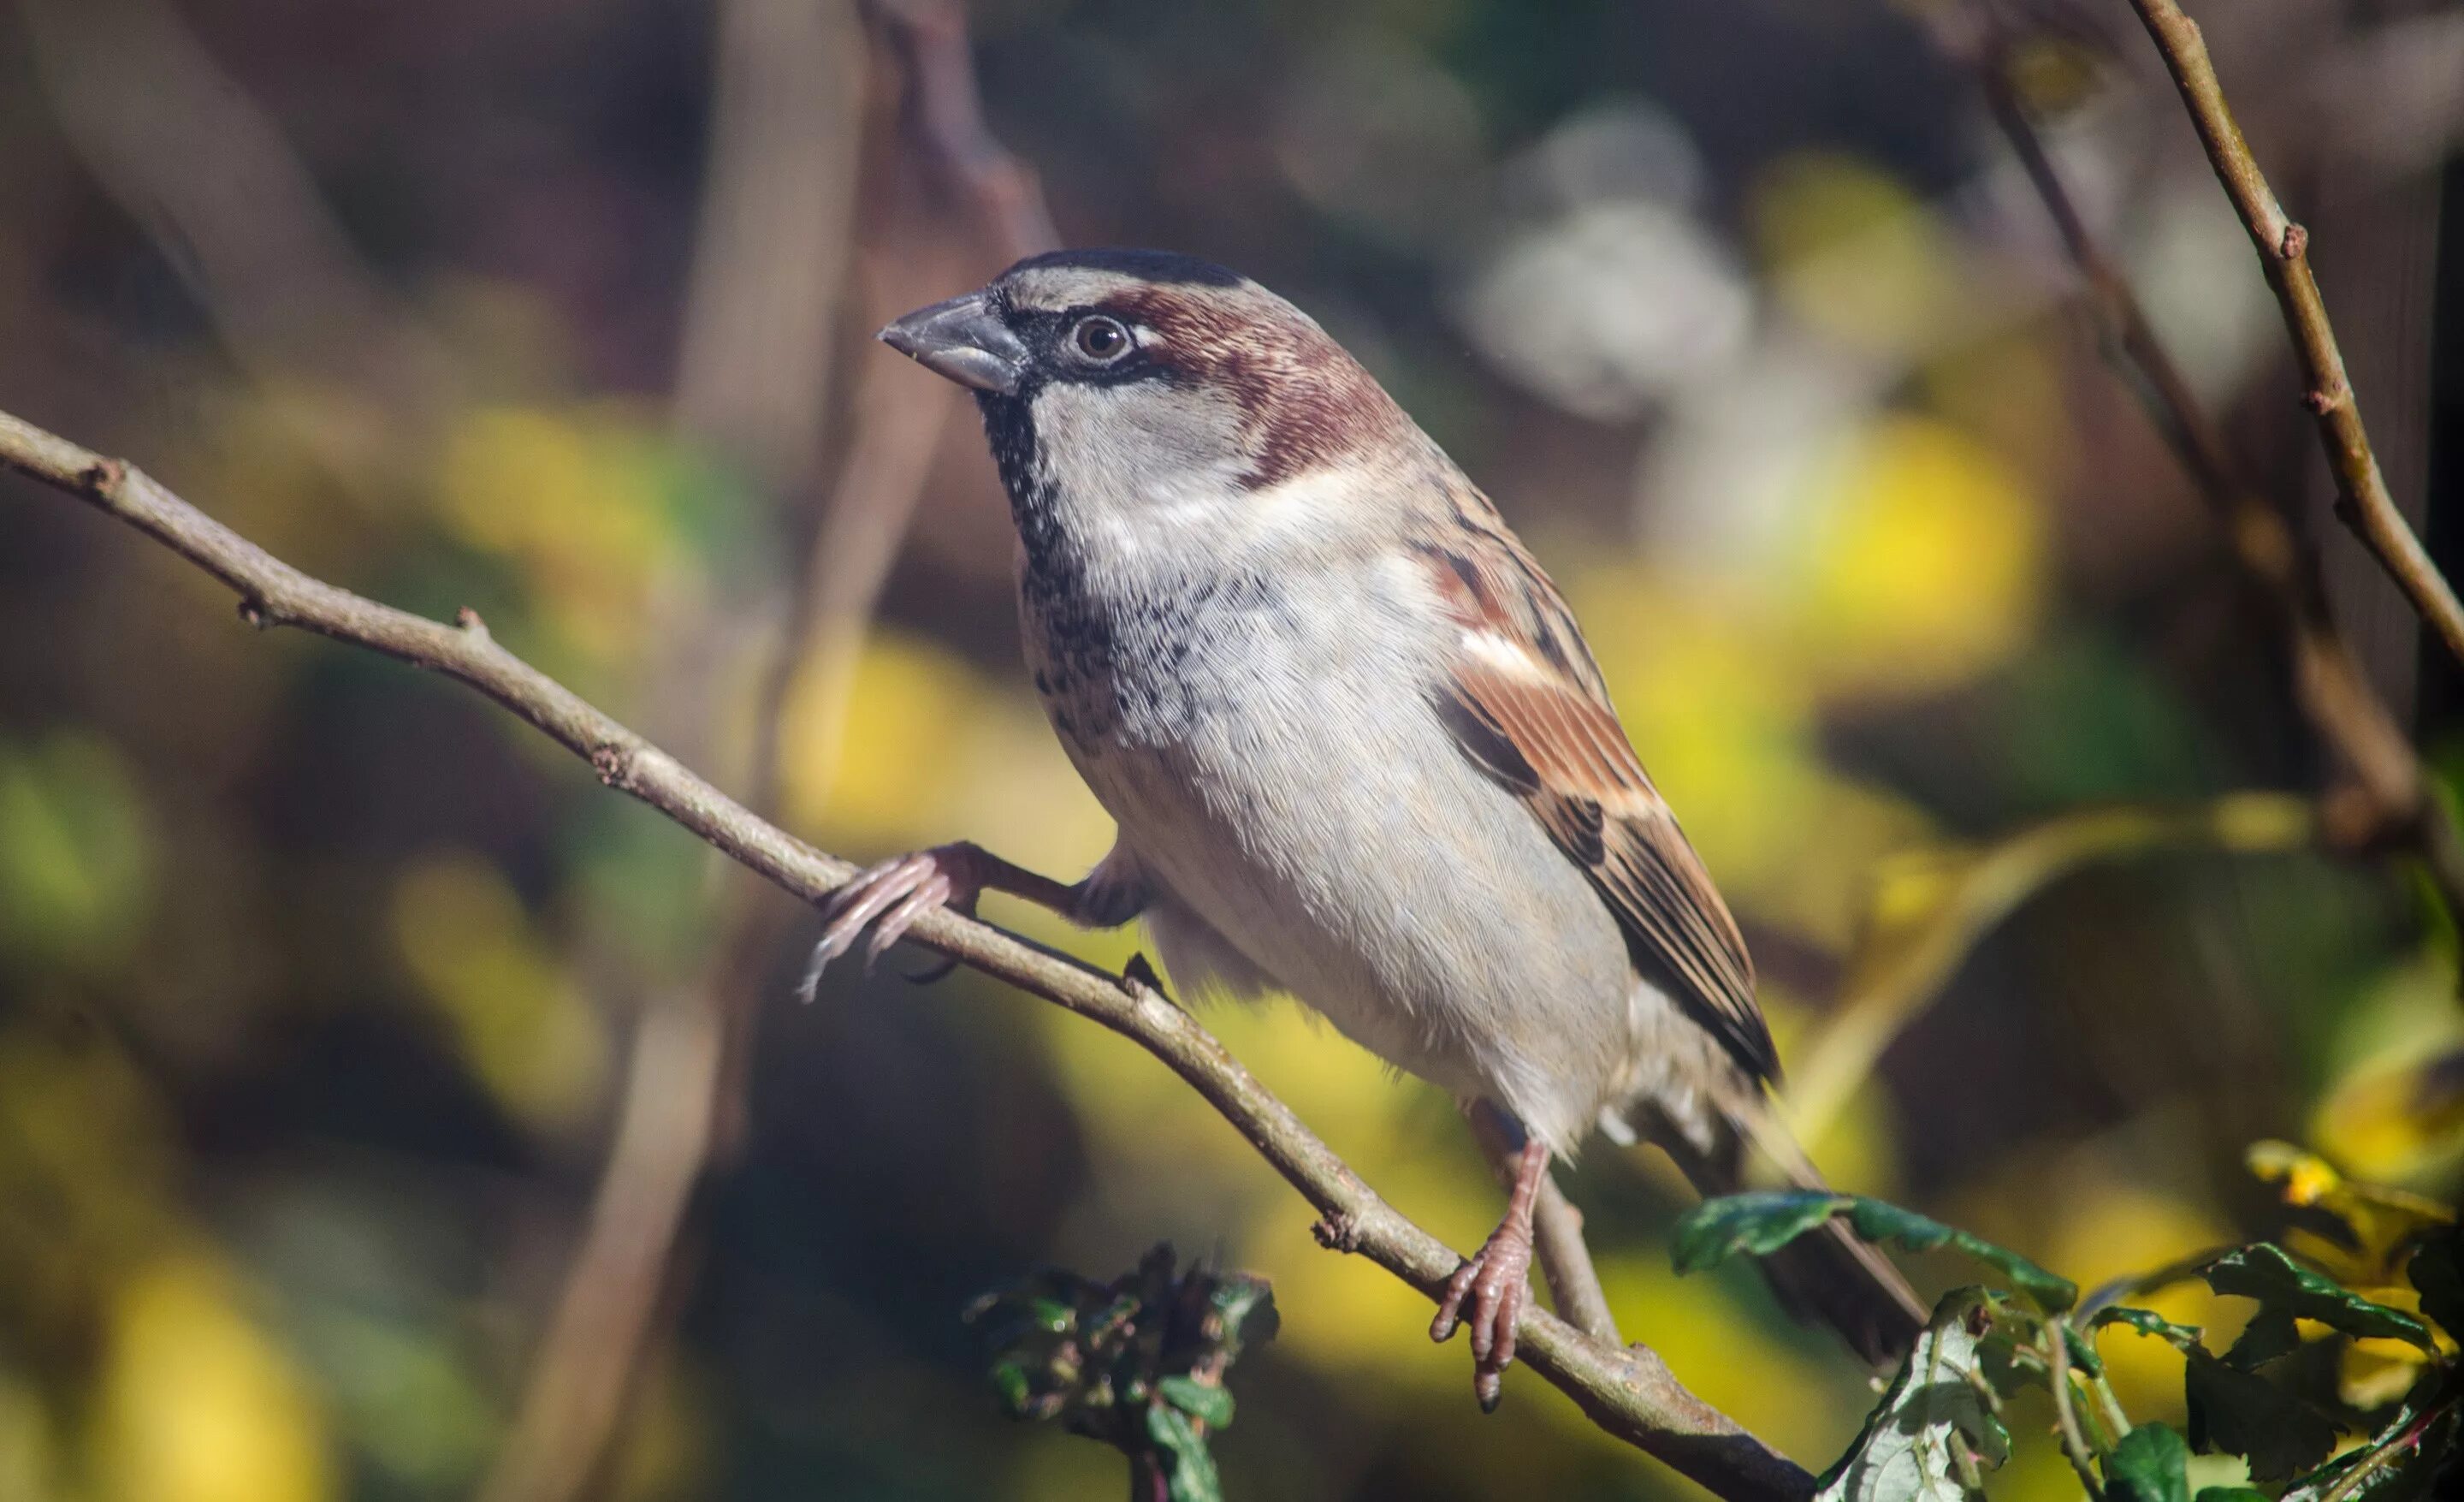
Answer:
xmin=1790 ymin=415 xmax=2043 ymax=697
xmin=782 ymin=629 xmax=982 ymax=848
xmin=2245 ymin=1141 xmax=2456 ymax=1408
xmin=2029 ymin=1174 xmax=2239 ymax=1420
xmin=92 ymin=1253 xmax=334 ymax=1502
xmin=2309 ymin=958 xmax=2464 ymax=1182
xmin=390 ymin=852 xmax=609 ymax=1134
xmin=435 ymin=404 xmax=679 ymax=662
xmin=1751 ymin=152 xmax=1964 ymax=355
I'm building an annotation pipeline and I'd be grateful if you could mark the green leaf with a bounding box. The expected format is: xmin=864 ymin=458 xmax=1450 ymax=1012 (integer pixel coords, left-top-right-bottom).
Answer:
xmin=2200 ymin=1244 xmax=2436 ymax=1351
xmin=1144 ymin=1403 xmax=1223 ymax=1502
xmin=1815 ymin=1289 xmax=2010 ymax=1502
xmin=2191 ymin=1489 xmax=2271 ymax=1502
xmin=2184 ymin=1350 xmax=2337 ymax=1481
xmin=1976 ymin=1331 xmax=2046 ymax=1398
xmin=2108 ymin=1423 xmax=2192 ymax=1502
xmin=1157 ymin=1374 xmax=1235 ymax=1429
xmin=1842 ymin=1201 xmax=2077 ymax=1312
xmin=1673 ymin=1191 xmax=1851 ymax=1273
xmin=2093 ymin=1306 xmax=2205 ymax=1351
xmin=2064 ymin=1321 xmax=2106 ymax=1378
xmin=1673 ymin=1193 xmax=2076 ymax=1311
xmin=2221 ymin=1307 xmax=2301 ymax=1371
xmin=1024 ymin=1296 xmax=1075 ymax=1334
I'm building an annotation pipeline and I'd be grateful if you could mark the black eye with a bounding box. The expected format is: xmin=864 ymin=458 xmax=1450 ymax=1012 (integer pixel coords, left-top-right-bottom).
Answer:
xmin=1070 ymin=315 xmax=1132 ymax=364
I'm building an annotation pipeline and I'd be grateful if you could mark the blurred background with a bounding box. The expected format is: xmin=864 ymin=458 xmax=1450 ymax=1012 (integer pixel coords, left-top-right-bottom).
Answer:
xmin=3 ymin=0 xmax=2463 ymax=1498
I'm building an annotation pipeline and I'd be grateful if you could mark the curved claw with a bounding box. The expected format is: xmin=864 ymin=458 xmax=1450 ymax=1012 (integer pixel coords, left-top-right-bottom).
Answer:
xmin=800 ymin=846 xmax=981 ymax=1000
xmin=1430 ymin=1220 xmax=1535 ymax=1413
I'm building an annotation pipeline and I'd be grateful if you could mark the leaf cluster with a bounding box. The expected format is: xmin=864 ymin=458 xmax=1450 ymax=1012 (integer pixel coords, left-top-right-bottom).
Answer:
xmin=967 ymin=1244 xmax=1278 ymax=1502
xmin=1673 ymin=1167 xmax=2461 ymax=1502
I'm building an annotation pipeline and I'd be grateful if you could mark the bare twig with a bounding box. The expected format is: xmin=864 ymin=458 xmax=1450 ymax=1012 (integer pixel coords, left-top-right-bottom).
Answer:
xmin=1467 ymin=1101 xmax=1620 ymax=1345
xmin=1954 ymin=12 xmax=2464 ymax=929
xmin=2044 ymin=1318 xmax=2106 ymax=1500
xmin=2120 ymin=0 xmax=2464 ymax=669
xmin=1 ymin=406 xmax=1820 ymax=1500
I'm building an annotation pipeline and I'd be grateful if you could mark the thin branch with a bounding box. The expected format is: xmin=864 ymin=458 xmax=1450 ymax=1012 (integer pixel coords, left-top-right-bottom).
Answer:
xmin=2121 ymin=0 xmax=2464 ymax=669
xmin=2044 ymin=1318 xmax=2106 ymax=1500
xmin=0 ymin=406 xmax=1819 ymax=1502
xmin=1952 ymin=10 xmax=2464 ymax=930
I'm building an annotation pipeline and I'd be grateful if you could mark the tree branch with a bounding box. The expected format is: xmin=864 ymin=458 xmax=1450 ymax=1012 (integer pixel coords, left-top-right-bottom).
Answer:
xmin=0 ymin=405 xmax=1818 ymax=1502
xmin=1949 ymin=9 xmax=2464 ymax=931
xmin=2121 ymin=0 xmax=2464 ymax=669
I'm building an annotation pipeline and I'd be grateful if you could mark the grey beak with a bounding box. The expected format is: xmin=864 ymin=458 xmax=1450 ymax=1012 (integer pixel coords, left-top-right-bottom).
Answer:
xmin=878 ymin=292 xmax=1028 ymax=395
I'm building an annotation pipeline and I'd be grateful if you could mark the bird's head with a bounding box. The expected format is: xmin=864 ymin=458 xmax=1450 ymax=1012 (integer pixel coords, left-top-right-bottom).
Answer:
xmin=880 ymin=249 xmax=1423 ymax=567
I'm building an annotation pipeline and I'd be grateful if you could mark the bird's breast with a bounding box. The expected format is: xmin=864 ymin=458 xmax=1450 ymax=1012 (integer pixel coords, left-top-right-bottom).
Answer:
xmin=1016 ymin=551 xmax=1646 ymax=1149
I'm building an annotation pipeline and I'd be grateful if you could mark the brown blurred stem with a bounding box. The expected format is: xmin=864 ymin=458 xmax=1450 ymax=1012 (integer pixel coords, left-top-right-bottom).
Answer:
xmin=0 ymin=406 xmax=1819 ymax=1502
xmin=1961 ymin=13 xmax=2464 ymax=928
xmin=488 ymin=6 xmax=1052 ymax=1500
xmin=2118 ymin=0 xmax=2464 ymax=669
xmin=1467 ymin=1101 xmax=1620 ymax=1345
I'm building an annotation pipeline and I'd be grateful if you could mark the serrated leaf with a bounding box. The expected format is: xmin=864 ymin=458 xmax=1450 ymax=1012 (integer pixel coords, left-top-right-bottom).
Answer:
xmin=2184 ymin=1349 xmax=2337 ymax=1481
xmin=1815 ymin=1289 xmax=2009 ymax=1502
xmin=1675 ymin=1193 xmax=2076 ymax=1311
xmin=1145 ymin=1403 xmax=1223 ymax=1502
xmin=2200 ymin=1244 xmax=2435 ymax=1351
xmin=2094 ymin=1306 xmax=2204 ymax=1351
xmin=2109 ymin=1423 xmax=2192 ymax=1502
xmin=2223 ymin=1307 xmax=2302 ymax=1370
xmin=1674 ymin=1191 xmax=1851 ymax=1273
xmin=1157 ymin=1374 xmax=1235 ymax=1429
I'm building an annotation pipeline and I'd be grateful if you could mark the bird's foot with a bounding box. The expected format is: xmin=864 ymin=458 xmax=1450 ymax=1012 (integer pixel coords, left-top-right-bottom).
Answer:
xmin=798 ymin=843 xmax=986 ymax=998
xmin=1430 ymin=1212 xmax=1536 ymax=1412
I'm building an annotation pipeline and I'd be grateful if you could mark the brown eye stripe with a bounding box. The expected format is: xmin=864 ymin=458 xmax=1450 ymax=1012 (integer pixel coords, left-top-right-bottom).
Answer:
xmin=1099 ymin=285 xmax=1408 ymax=489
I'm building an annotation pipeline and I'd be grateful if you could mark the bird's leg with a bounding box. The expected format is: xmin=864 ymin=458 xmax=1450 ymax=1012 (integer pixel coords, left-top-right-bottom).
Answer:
xmin=1430 ymin=1128 xmax=1548 ymax=1411
xmin=801 ymin=840 xmax=1143 ymax=996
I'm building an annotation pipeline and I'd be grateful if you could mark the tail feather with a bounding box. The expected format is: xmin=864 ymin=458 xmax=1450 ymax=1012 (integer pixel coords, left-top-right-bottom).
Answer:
xmin=1650 ymin=1098 xmax=1927 ymax=1366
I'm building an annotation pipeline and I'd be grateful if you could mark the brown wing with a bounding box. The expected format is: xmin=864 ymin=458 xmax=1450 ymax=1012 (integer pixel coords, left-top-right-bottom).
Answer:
xmin=1416 ymin=515 xmax=1778 ymax=1083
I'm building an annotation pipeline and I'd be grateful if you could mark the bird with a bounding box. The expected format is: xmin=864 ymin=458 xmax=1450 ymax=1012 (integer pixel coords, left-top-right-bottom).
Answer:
xmin=810 ymin=246 xmax=1924 ymax=1409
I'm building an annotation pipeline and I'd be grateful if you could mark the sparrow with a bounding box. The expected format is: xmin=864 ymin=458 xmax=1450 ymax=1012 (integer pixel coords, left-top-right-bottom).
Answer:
xmin=812 ymin=247 xmax=1923 ymax=1408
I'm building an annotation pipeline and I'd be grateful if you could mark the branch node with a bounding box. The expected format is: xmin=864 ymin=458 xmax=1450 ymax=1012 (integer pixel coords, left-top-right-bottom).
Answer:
xmin=1310 ymin=1214 xmax=1365 ymax=1254
xmin=589 ymin=744 xmax=629 ymax=787
xmin=456 ymin=606 xmax=493 ymax=641
xmin=236 ymin=597 xmax=268 ymax=629
xmin=1121 ymin=952 xmax=1164 ymax=995
xmin=2277 ymin=222 xmax=2309 ymax=261
xmin=80 ymin=457 xmax=126 ymax=496
xmin=2302 ymin=378 xmax=2349 ymax=416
